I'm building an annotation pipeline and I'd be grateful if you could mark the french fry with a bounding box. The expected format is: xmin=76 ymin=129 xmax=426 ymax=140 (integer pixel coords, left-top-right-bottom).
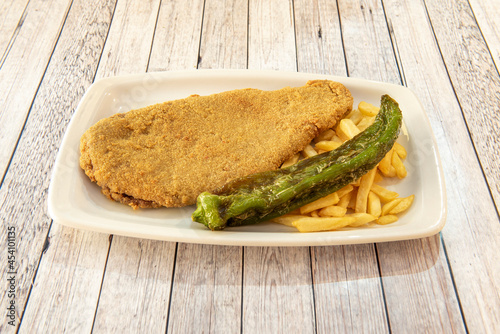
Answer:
xmin=348 ymin=109 xmax=364 ymax=125
xmin=319 ymin=205 xmax=347 ymax=217
xmin=367 ymin=191 xmax=382 ymax=217
xmin=310 ymin=210 xmax=320 ymax=217
xmin=337 ymin=119 xmax=361 ymax=140
xmin=393 ymin=142 xmax=407 ymax=159
xmin=281 ymin=153 xmax=300 ymax=168
xmin=346 ymin=213 xmax=377 ymax=226
xmin=373 ymin=170 xmax=384 ymax=183
xmin=270 ymin=215 xmax=303 ymax=227
xmin=347 ymin=188 xmax=358 ymax=209
xmin=302 ymin=144 xmax=318 ymax=158
xmin=381 ymin=198 xmax=403 ymax=216
xmin=335 ymin=184 xmax=354 ymax=198
xmin=391 ymin=150 xmax=407 ymax=179
xmin=389 ymin=195 xmax=414 ymax=214
xmin=370 ymin=184 xmax=399 ymax=202
xmin=358 ymin=101 xmax=379 ymax=117
xmin=300 ymin=192 xmax=340 ymax=214
xmin=355 ymin=168 xmax=377 ymax=213
xmin=315 ymin=140 xmax=342 ymax=152
xmin=378 ymin=148 xmax=396 ymax=177
xmin=376 ymin=215 xmax=398 ymax=225
xmin=292 ymin=216 xmax=356 ymax=232
xmin=314 ymin=129 xmax=335 ymax=142
xmin=356 ymin=116 xmax=376 ymax=131
xmin=338 ymin=191 xmax=353 ymax=209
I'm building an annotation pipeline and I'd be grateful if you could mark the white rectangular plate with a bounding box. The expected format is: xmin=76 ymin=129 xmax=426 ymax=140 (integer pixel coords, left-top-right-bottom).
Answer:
xmin=48 ymin=69 xmax=446 ymax=246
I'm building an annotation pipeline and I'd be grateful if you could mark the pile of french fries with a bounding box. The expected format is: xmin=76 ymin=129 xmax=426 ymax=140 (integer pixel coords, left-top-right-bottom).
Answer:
xmin=272 ymin=101 xmax=414 ymax=232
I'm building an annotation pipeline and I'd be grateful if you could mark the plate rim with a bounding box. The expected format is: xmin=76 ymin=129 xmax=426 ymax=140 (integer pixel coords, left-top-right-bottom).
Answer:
xmin=48 ymin=69 xmax=447 ymax=246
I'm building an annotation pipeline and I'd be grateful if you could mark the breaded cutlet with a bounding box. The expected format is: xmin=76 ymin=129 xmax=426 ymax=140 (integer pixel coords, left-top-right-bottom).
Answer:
xmin=79 ymin=80 xmax=353 ymax=208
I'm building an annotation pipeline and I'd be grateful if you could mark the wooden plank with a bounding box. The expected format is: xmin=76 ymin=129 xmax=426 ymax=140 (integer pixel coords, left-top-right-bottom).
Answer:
xmin=158 ymin=1 xmax=246 ymax=332
xmin=0 ymin=0 xmax=116 ymax=332
xmin=148 ymin=0 xmax=205 ymax=71
xmin=242 ymin=1 xmax=316 ymax=332
xmin=0 ymin=0 xmax=72 ymax=179
xmin=0 ymin=0 xmax=30 ymax=64
xmin=167 ymin=244 xmax=243 ymax=333
xmin=468 ymin=0 xmax=500 ymax=71
xmin=424 ymin=0 xmax=500 ymax=208
xmin=243 ymin=247 xmax=316 ymax=333
xmin=383 ymin=0 xmax=500 ymax=331
xmin=18 ymin=228 xmax=110 ymax=333
xmin=248 ymin=0 xmax=297 ymax=70
xmin=92 ymin=238 xmax=175 ymax=333
xmin=198 ymin=0 xmax=248 ymax=69
xmin=294 ymin=1 xmax=389 ymax=332
xmin=95 ymin=0 xmax=161 ymax=79
xmin=311 ymin=245 xmax=388 ymax=333
xmin=82 ymin=1 xmax=180 ymax=333
xmin=294 ymin=0 xmax=345 ymax=75
xmin=335 ymin=0 xmax=466 ymax=332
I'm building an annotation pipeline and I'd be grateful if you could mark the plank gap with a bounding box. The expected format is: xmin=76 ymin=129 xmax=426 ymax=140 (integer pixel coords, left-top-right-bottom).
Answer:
xmin=90 ymin=235 xmax=114 ymax=333
xmin=164 ymin=242 xmax=179 ymax=333
xmin=421 ymin=0 xmax=500 ymax=220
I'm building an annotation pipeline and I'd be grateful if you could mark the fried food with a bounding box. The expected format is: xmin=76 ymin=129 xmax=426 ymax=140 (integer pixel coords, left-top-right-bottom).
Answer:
xmin=80 ymin=80 xmax=353 ymax=208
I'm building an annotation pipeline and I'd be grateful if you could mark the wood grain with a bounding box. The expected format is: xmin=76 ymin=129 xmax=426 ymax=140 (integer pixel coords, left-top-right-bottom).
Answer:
xmin=248 ymin=0 xmax=297 ymax=70
xmin=0 ymin=0 xmax=72 ymax=179
xmin=0 ymin=0 xmax=116 ymax=332
xmin=336 ymin=0 xmax=465 ymax=331
xmin=198 ymin=0 xmax=248 ymax=69
xmin=0 ymin=0 xmax=30 ymax=64
xmin=311 ymin=245 xmax=389 ymax=333
xmin=242 ymin=1 xmax=317 ymax=332
xmin=167 ymin=244 xmax=242 ymax=333
xmin=294 ymin=0 xmax=345 ymax=76
xmin=82 ymin=1 xmax=182 ymax=332
xmin=156 ymin=1 xmax=247 ymax=333
xmin=294 ymin=1 xmax=389 ymax=332
xmin=148 ymin=0 xmax=205 ymax=71
xmin=384 ymin=0 xmax=500 ymax=331
xmin=468 ymin=0 xmax=500 ymax=71
xmin=243 ymin=247 xmax=316 ymax=333
xmin=93 ymin=238 xmax=175 ymax=333
xmin=424 ymin=0 xmax=500 ymax=209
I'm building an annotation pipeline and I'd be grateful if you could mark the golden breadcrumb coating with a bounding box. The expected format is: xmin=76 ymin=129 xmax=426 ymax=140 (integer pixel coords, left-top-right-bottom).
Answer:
xmin=80 ymin=80 xmax=353 ymax=208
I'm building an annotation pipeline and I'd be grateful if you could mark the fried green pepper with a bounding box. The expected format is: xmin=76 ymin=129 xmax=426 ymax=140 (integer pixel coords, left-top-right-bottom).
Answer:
xmin=192 ymin=95 xmax=402 ymax=230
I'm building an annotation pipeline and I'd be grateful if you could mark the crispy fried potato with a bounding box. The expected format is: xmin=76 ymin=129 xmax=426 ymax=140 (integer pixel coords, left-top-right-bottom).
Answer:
xmin=378 ymin=148 xmax=396 ymax=177
xmin=367 ymin=191 xmax=382 ymax=217
xmin=391 ymin=150 xmax=407 ymax=179
xmin=300 ymin=192 xmax=340 ymax=214
xmin=381 ymin=198 xmax=404 ymax=216
xmin=393 ymin=142 xmax=407 ymax=159
xmin=318 ymin=206 xmax=347 ymax=217
xmin=302 ymin=144 xmax=318 ymax=158
xmin=346 ymin=213 xmax=377 ymax=226
xmin=376 ymin=215 xmax=398 ymax=225
xmin=358 ymin=101 xmax=379 ymax=117
xmin=292 ymin=216 xmax=357 ymax=232
xmin=388 ymin=195 xmax=414 ymax=214
xmin=314 ymin=129 xmax=335 ymax=142
xmin=337 ymin=119 xmax=361 ymax=141
xmin=281 ymin=153 xmax=300 ymax=168
xmin=315 ymin=140 xmax=342 ymax=151
xmin=370 ymin=184 xmax=399 ymax=202
xmin=355 ymin=167 xmax=377 ymax=213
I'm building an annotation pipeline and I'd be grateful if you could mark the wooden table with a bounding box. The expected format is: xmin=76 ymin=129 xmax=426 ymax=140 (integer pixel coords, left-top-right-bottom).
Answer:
xmin=1 ymin=0 xmax=499 ymax=332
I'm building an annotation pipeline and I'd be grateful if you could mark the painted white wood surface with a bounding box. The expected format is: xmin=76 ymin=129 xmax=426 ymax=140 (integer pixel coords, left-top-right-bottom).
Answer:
xmin=0 ymin=0 xmax=72 ymax=178
xmin=0 ymin=0 xmax=116 ymax=333
xmin=0 ymin=0 xmax=499 ymax=332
